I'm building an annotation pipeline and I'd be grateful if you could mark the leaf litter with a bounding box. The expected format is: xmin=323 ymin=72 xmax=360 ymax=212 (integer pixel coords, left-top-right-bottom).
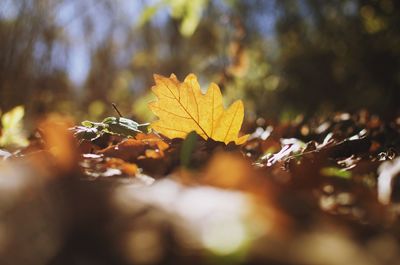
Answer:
xmin=0 ymin=76 xmax=400 ymax=264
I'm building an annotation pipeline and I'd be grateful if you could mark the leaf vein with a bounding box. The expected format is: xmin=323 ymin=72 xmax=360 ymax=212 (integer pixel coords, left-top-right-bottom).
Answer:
xmin=162 ymin=78 xmax=209 ymax=138
xmin=211 ymin=87 xmax=215 ymax=136
xmin=153 ymin=125 xmax=206 ymax=137
xmin=223 ymin=103 xmax=240 ymax=143
xmin=151 ymin=106 xmax=191 ymax=119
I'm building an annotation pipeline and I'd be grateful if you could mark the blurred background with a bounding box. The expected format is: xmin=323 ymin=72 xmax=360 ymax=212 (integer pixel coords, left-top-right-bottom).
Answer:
xmin=2 ymin=2 xmax=400 ymax=265
xmin=1 ymin=0 xmax=399 ymax=123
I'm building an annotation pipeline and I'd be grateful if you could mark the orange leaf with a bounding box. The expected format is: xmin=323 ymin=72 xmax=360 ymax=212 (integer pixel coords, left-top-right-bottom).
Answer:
xmin=149 ymin=73 xmax=248 ymax=145
xmin=105 ymin=158 xmax=138 ymax=176
xmin=135 ymin=133 xmax=169 ymax=151
xmin=99 ymin=139 xmax=146 ymax=162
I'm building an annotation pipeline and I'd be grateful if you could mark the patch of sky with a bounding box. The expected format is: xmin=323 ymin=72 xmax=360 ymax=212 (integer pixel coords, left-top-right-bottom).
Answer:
xmin=51 ymin=0 xmax=170 ymax=87
xmin=0 ymin=0 xmax=19 ymax=20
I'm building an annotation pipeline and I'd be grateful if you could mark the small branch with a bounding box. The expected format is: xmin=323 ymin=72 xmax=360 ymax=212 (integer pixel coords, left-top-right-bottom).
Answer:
xmin=112 ymin=103 xmax=123 ymax=117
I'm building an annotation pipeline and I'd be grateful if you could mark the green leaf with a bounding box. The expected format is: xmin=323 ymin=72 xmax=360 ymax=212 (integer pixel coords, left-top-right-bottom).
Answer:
xmin=102 ymin=117 xmax=142 ymax=137
xmin=74 ymin=117 xmax=147 ymax=141
xmin=72 ymin=126 xmax=100 ymax=141
xmin=138 ymin=4 xmax=162 ymax=26
xmin=138 ymin=0 xmax=209 ymax=37
xmin=82 ymin=120 xmax=94 ymax=127
xmin=180 ymin=131 xmax=198 ymax=168
xmin=320 ymin=167 xmax=352 ymax=179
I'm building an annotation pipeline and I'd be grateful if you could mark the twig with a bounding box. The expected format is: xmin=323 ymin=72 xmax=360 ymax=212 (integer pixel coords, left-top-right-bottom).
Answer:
xmin=112 ymin=103 xmax=123 ymax=117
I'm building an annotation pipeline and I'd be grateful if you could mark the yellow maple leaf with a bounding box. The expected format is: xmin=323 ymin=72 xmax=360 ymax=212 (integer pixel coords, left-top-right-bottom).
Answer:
xmin=148 ymin=73 xmax=248 ymax=145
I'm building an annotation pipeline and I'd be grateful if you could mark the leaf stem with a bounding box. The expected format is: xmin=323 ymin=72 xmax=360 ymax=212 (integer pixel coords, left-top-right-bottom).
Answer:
xmin=112 ymin=103 xmax=123 ymax=117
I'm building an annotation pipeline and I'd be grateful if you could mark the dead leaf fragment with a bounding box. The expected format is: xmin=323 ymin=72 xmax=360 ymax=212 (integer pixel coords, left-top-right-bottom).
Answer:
xmin=135 ymin=133 xmax=169 ymax=151
xmin=99 ymin=139 xmax=146 ymax=162
xmin=39 ymin=115 xmax=77 ymax=172
xmin=106 ymin=158 xmax=139 ymax=176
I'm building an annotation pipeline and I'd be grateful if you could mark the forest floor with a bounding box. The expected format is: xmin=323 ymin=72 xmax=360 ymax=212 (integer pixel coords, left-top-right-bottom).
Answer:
xmin=1 ymin=110 xmax=400 ymax=265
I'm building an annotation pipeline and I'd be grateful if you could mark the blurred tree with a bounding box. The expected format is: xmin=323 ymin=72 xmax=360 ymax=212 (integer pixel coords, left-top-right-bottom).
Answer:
xmin=1 ymin=0 xmax=399 ymax=121
xmin=274 ymin=0 xmax=400 ymax=118
xmin=0 ymin=0 xmax=73 ymax=116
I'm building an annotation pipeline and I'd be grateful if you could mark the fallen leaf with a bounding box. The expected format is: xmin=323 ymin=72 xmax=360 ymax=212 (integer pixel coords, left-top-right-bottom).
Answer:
xmin=105 ymin=158 xmax=139 ymax=176
xmin=135 ymin=133 xmax=169 ymax=151
xmin=39 ymin=115 xmax=77 ymax=173
xmin=0 ymin=105 xmax=29 ymax=148
xmin=144 ymin=149 xmax=163 ymax=159
xmin=149 ymin=73 xmax=248 ymax=145
xmin=377 ymin=157 xmax=400 ymax=204
xmin=98 ymin=139 xmax=146 ymax=162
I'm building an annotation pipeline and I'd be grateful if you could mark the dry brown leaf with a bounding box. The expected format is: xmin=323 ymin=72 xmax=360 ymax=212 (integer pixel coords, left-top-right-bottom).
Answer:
xmin=135 ymin=133 xmax=169 ymax=151
xmin=39 ymin=115 xmax=77 ymax=172
xmin=144 ymin=149 xmax=163 ymax=159
xmin=98 ymin=139 xmax=146 ymax=162
xmin=105 ymin=158 xmax=138 ymax=176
